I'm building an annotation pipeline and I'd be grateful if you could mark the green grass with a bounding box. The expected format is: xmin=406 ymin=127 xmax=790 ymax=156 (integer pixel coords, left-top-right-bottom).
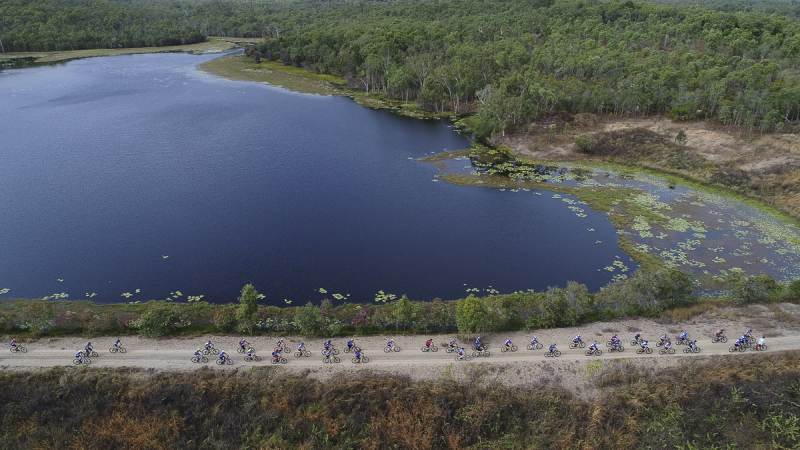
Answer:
xmin=199 ymin=54 xmax=457 ymax=121
xmin=199 ymin=55 xmax=345 ymax=95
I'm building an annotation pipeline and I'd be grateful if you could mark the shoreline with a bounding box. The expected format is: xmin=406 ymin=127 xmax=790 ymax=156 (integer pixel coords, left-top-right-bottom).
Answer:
xmin=198 ymin=53 xmax=800 ymax=227
xmin=0 ymin=37 xmax=260 ymax=68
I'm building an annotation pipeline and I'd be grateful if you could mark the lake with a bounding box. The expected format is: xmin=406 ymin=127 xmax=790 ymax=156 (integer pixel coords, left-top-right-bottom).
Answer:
xmin=0 ymin=52 xmax=633 ymax=303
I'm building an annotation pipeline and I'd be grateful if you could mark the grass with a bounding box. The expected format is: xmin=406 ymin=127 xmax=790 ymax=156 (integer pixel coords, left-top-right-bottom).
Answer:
xmin=0 ymin=37 xmax=252 ymax=66
xmin=199 ymin=54 xmax=456 ymax=120
xmin=199 ymin=55 xmax=345 ymax=95
xmin=1 ymin=352 xmax=799 ymax=449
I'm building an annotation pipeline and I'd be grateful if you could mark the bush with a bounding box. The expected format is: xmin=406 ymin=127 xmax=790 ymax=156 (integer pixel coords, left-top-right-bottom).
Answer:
xmin=212 ymin=306 xmax=237 ymax=333
xmin=392 ymin=296 xmax=417 ymax=329
xmin=595 ymin=269 xmax=694 ymax=316
xmin=730 ymin=274 xmax=781 ymax=305
xmin=785 ymin=279 xmax=800 ymax=303
xmin=575 ymin=135 xmax=596 ymax=153
xmin=528 ymin=286 xmax=576 ymax=329
xmin=294 ymin=303 xmax=323 ymax=336
xmin=130 ymin=304 xmax=190 ymax=337
xmin=236 ymin=284 xmax=260 ymax=334
xmin=455 ymin=295 xmax=487 ymax=334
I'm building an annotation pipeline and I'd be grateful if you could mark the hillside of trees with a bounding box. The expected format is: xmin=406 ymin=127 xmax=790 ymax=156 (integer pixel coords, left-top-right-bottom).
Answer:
xmin=651 ymin=0 xmax=800 ymax=19
xmin=248 ymin=0 xmax=800 ymax=135
xmin=3 ymin=0 xmax=800 ymax=134
xmin=0 ymin=0 xmax=286 ymax=52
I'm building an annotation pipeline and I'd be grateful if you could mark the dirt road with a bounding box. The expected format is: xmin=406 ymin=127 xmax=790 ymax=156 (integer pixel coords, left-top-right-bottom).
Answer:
xmin=3 ymin=304 xmax=798 ymax=392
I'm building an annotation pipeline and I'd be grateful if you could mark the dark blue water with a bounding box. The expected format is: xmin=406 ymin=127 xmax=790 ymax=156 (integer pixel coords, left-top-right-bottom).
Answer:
xmin=0 ymin=53 xmax=633 ymax=303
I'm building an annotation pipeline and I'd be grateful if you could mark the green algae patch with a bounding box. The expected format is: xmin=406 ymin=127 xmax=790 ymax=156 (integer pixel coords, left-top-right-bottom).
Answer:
xmin=432 ymin=148 xmax=800 ymax=285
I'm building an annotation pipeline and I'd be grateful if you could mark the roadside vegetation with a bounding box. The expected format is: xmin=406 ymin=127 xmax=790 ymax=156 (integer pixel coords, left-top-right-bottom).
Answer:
xmin=2 ymin=273 xmax=798 ymax=338
xmin=1 ymin=352 xmax=799 ymax=449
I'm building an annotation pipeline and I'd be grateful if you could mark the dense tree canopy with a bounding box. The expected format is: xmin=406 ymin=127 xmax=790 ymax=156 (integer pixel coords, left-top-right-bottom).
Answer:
xmin=250 ymin=0 xmax=800 ymax=134
xmin=3 ymin=0 xmax=800 ymax=134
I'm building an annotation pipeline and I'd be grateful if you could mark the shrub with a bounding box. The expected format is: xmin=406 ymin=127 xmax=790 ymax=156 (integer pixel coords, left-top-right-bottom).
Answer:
xmin=130 ymin=304 xmax=190 ymax=337
xmin=212 ymin=306 xmax=237 ymax=333
xmin=294 ymin=302 xmax=322 ymax=336
xmin=528 ymin=286 xmax=576 ymax=329
xmin=595 ymin=269 xmax=694 ymax=316
xmin=785 ymin=279 xmax=800 ymax=303
xmin=730 ymin=274 xmax=781 ymax=305
xmin=392 ymin=296 xmax=416 ymax=329
xmin=575 ymin=135 xmax=596 ymax=153
xmin=455 ymin=295 xmax=487 ymax=334
xmin=236 ymin=284 xmax=260 ymax=334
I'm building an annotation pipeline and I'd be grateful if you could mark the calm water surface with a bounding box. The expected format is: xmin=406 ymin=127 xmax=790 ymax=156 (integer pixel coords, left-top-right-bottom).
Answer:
xmin=0 ymin=53 xmax=632 ymax=303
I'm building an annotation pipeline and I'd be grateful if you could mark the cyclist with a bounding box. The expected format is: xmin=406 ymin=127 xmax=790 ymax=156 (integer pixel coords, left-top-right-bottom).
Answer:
xmin=204 ymin=340 xmax=214 ymax=352
xmin=588 ymin=341 xmax=599 ymax=354
xmin=346 ymin=338 xmax=355 ymax=352
xmin=218 ymin=350 xmax=229 ymax=363
xmin=297 ymin=342 xmax=306 ymax=352
xmin=474 ymin=336 xmax=484 ymax=351
xmin=530 ymin=336 xmax=539 ymax=347
xmin=386 ymin=338 xmax=396 ymax=350
xmin=548 ymin=343 xmax=558 ymax=355
xmin=688 ymin=339 xmax=699 ymax=352
xmin=271 ymin=349 xmax=282 ymax=363
xmin=756 ymin=336 xmax=767 ymax=351
xmin=113 ymin=338 xmax=122 ymax=349
xmin=503 ymin=338 xmax=514 ymax=350
xmin=457 ymin=347 xmax=466 ymax=360
xmin=354 ymin=347 xmax=363 ymax=362
xmin=640 ymin=340 xmax=650 ymax=350
xmin=572 ymin=335 xmax=583 ymax=346
xmin=678 ymin=331 xmax=688 ymax=343
xmin=9 ymin=337 xmax=17 ymax=350
xmin=448 ymin=338 xmax=458 ymax=350
xmin=424 ymin=338 xmax=434 ymax=350
xmin=323 ymin=339 xmax=333 ymax=351
xmin=715 ymin=329 xmax=726 ymax=341
xmin=239 ymin=339 xmax=249 ymax=352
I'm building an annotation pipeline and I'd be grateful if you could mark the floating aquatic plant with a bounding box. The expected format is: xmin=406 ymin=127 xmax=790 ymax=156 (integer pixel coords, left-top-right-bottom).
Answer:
xmin=374 ymin=290 xmax=398 ymax=303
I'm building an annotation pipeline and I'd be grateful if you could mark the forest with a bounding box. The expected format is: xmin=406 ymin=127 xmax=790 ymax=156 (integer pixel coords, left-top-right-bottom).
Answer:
xmin=3 ymin=0 xmax=800 ymax=135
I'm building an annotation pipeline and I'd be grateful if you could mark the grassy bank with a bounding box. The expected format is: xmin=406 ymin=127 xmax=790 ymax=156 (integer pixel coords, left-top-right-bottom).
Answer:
xmin=2 ymin=272 xmax=798 ymax=339
xmin=199 ymin=54 xmax=456 ymax=121
xmin=0 ymin=37 xmax=258 ymax=67
xmin=2 ymin=352 xmax=799 ymax=449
